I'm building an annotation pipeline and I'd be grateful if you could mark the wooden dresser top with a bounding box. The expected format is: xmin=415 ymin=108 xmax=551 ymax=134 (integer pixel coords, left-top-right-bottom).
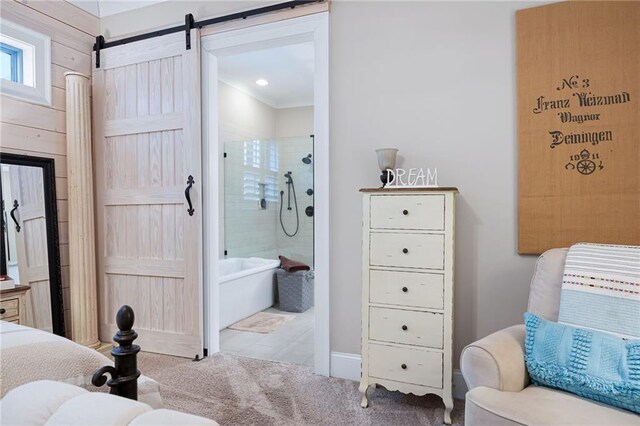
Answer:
xmin=0 ymin=284 xmax=30 ymax=296
xmin=359 ymin=187 xmax=458 ymax=193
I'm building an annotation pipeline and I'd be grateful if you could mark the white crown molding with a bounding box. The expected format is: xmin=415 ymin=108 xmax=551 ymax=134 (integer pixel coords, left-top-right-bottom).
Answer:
xmin=68 ymin=1 xmax=169 ymax=18
xmin=67 ymin=1 xmax=99 ymax=17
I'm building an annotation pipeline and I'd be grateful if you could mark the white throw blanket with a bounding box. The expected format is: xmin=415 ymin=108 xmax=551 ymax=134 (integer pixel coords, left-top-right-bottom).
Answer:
xmin=0 ymin=321 xmax=162 ymax=408
xmin=558 ymin=243 xmax=640 ymax=339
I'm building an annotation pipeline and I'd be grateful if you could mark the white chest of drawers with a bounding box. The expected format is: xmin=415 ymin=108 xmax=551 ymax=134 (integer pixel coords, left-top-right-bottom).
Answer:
xmin=359 ymin=188 xmax=457 ymax=424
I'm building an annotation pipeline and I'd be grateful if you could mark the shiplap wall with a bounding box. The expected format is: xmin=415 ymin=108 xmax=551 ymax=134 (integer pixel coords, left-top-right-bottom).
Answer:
xmin=0 ymin=0 xmax=98 ymax=337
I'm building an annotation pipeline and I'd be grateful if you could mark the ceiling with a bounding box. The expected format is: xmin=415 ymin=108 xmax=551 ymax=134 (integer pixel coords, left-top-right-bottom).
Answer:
xmin=69 ymin=1 xmax=168 ymax=18
xmin=68 ymin=1 xmax=314 ymax=109
xmin=218 ymin=43 xmax=314 ymax=109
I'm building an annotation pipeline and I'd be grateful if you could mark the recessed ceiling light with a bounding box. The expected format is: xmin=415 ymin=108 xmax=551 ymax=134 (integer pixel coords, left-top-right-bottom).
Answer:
xmin=256 ymin=79 xmax=269 ymax=86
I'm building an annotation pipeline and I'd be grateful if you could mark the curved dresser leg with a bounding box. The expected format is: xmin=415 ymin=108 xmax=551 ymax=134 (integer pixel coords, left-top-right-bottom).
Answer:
xmin=359 ymin=380 xmax=369 ymax=408
xmin=443 ymin=396 xmax=454 ymax=425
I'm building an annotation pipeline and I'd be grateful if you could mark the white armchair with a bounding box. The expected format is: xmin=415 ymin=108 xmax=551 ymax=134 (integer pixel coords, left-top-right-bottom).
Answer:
xmin=460 ymin=248 xmax=640 ymax=425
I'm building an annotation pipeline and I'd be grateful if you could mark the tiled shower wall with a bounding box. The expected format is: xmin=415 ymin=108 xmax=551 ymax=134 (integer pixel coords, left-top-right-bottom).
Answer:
xmin=219 ymin=82 xmax=314 ymax=267
xmin=224 ymin=136 xmax=314 ymax=267
xmin=276 ymin=138 xmax=314 ymax=267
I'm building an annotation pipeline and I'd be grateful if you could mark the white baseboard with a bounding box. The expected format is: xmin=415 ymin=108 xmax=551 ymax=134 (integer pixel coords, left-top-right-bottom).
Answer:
xmin=452 ymin=370 xmax=467 ymax=400
xmin=330 ymin=351 xmax=361 ymax=381
xmin=330 ymin=352 xmax=468 ymax=400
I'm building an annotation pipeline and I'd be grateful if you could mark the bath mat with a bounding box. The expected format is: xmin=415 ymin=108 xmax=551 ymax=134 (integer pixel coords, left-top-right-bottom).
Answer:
xmin=228 ymin=312 xmax=294 ymax=333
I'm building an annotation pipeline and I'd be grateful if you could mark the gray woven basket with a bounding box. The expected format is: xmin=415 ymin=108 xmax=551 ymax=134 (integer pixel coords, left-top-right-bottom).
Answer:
xmin=276 ymin=269 xmax=314 ymax=313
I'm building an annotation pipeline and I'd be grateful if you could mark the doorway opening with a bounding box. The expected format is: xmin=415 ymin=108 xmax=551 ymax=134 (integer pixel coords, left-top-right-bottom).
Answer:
xmin=202 ymin=13 xmax=329 ymax=375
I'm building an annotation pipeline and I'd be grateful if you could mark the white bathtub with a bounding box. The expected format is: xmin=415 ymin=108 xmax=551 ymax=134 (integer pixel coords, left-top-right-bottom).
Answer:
xmin=219 ymin=257 xmax=280 ymax=330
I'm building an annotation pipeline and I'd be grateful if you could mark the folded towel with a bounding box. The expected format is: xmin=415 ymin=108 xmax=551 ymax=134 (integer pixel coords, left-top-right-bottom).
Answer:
xmin=279 ymin=255 xmax=310 ymax=272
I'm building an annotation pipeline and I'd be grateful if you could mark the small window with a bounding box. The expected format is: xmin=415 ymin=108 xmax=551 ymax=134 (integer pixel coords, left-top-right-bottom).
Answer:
xmin=264 ymin=174 xmax=279 ymax=202
xmin=0 ymin=19 xmax=51 ymax=106
xmin=243 ymin=171 xmax=261 ymax=201
xmin=0 ymin=42 xmax=23 ymax=83
xmin=266 ymin=141 xmax=279 ymax=172
xmin=243 ymin=140 xmax=261 ymax=168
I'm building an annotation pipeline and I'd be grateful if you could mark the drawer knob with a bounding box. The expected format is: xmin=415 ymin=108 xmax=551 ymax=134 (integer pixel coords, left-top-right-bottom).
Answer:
xmin=402 ymin=325 xmax=408 ymax=331
xmin=402 ymin=286 xmax=408 ymax=293
xmin=402 ymin=248 xmax=409 ymax=254
xmin=0 ymin=308 xmax=5 ymax=315
xmin=402 ymin=209 xmax=409 ymax=215
xmin=401 ymin=364 xmax=407 ymax=370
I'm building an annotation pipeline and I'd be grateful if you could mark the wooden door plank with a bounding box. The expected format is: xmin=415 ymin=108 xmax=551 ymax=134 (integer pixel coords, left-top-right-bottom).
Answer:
xmin=8 ymin=164 xmax=53 ymax=331
xmin=1 ymin=96 xmax=65 ymax=133
xmin=93 ymin=30 xmax=203 ymax=357
xmin=181 ymin=30 xmax=203 ymax=350
xmin=99 ymin=34 xmax=184 ymax=70
xmin=103 ymin=187 xmax=183 ymax=205
xmin=0 ymin=122 xmax=66 ymax=155
xmin=103 ymin=113 xmax=182 ymax=137
xmin=51 ymin=87 xmax=66 ymax=111
xmin=52 ymin=41 xmax=92 ymax=75
xmin=16 ymin=0 xmax=99 ymax=36
xmin=2 ymin=1 xmax=95 ymax=52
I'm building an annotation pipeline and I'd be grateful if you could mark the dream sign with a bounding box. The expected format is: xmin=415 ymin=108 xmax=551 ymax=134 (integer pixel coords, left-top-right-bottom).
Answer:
xmin=386 ymin=168 xmax=438 ymax=188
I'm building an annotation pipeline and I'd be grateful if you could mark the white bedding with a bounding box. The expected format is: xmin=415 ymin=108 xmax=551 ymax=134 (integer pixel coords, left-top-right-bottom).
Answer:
xmin=0 ymin=321 xmax=162 ymax=408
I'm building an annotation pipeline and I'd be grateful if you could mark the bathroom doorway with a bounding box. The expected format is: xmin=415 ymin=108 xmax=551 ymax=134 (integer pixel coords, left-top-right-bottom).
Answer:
xmin=221 ymin=136 xmax=315 ymax=364
xmin=202 ymin=14 xmax=329 ymax=375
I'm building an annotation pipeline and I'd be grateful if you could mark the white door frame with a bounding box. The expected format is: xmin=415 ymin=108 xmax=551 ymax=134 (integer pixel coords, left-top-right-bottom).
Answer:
xmin=201 ymin=13 xmax=330 ymax=376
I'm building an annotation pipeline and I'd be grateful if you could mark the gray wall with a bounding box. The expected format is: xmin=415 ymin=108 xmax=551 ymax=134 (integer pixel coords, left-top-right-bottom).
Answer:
xmin=100 ymin=1 xmax=542 ymax=365
xmin=329 ymin=1 xmax=540 ymax=362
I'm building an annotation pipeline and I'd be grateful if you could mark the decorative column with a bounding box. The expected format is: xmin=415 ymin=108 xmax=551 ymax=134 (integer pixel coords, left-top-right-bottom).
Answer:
xmin=65 ymin=72 xmax=100 ymax=348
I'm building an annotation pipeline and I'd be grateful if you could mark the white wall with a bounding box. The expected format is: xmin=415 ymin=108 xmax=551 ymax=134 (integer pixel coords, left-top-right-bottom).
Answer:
xmin=219 ymin=81 xmax=276 ymax=143
xmin=276 ymin=106 xmax=314 ymax=138
xmin=101 ymin=1 xmax=542 ymax=367
xmin=330 ymin=1 xmax=540 ymax=363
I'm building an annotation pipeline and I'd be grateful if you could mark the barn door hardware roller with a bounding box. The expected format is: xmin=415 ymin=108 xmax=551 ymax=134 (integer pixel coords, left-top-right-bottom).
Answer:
xmin=94 ymin=35 xmax=105 ymax=69
xmin=185 ymin=13 xmax=194 ymax=50
xmin=93 ymin=1 xmax=323 ymax=68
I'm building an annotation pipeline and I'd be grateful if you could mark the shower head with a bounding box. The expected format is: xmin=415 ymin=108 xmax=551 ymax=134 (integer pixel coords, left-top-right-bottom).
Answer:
xmin=284 ymin=171 xmax=293 ymax=183
xmin=302 ymin=154 xmax=312 ymax=164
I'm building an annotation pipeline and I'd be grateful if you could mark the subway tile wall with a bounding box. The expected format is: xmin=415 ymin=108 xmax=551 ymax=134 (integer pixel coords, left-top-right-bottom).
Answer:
xmin=224 ymin=136 xmax=314 ymax=267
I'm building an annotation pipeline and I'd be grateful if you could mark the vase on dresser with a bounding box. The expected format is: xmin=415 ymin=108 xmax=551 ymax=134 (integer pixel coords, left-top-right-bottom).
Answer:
xmin=359 ymin=187 xmax=457 ymax=425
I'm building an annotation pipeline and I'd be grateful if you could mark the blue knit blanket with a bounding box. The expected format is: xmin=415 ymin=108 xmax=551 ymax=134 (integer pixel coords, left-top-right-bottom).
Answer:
xmin=525 ymin=313 xmax=640 ymax=414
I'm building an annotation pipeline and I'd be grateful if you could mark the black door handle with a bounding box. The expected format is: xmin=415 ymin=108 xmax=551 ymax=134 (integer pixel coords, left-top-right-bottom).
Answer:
xmin=10 ymin=200 xmax=20 ymax=232
xmin=402 ymin=325 xmax=408 ymax=331
xmin=401 ymin=364 xmax=407 ymax=370
xmin=0 ymin=308 xmax=6 ymax=315
xmin=185 ymin=175 xmax=195 ymax=216
xmin=402 ymin=248 xmax=409 ymax=254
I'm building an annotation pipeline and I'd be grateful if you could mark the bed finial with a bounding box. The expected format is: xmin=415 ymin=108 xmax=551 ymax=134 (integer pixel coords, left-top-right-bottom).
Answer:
xmin=116 ymin=305 xmax=135 ymax=332
xmin=91 ymin=305 xmax=141 ymax=400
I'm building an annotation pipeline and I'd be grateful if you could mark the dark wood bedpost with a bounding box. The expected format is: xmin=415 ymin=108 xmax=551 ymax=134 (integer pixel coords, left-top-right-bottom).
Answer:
xmin=92 ymin=305 xmax=141 ymax=400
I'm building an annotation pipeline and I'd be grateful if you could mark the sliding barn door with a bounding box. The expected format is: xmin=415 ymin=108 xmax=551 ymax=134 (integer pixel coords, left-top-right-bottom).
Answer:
xmin=92 ymin=31 xmax=203 ymax=358
xmin=9 ymin=165 xmax=52 ymax=332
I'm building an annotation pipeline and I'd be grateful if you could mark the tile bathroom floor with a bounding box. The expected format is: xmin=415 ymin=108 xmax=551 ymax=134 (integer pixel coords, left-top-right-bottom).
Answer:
xmin=219 ymin=306 xmax=314 ymax=367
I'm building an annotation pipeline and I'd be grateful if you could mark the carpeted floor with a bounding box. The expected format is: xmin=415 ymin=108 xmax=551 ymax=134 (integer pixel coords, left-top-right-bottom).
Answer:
xmin=132 ymin=351 xmax=465 ymax=425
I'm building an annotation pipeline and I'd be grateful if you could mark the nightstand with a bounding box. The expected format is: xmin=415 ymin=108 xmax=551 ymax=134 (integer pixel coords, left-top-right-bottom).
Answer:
xmin=0 ymin=285 xmax=30 ymax=325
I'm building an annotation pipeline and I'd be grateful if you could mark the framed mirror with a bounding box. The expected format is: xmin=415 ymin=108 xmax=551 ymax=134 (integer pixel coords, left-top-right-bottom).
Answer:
xmin=0 ymin=153 xmax=64 ymax=335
